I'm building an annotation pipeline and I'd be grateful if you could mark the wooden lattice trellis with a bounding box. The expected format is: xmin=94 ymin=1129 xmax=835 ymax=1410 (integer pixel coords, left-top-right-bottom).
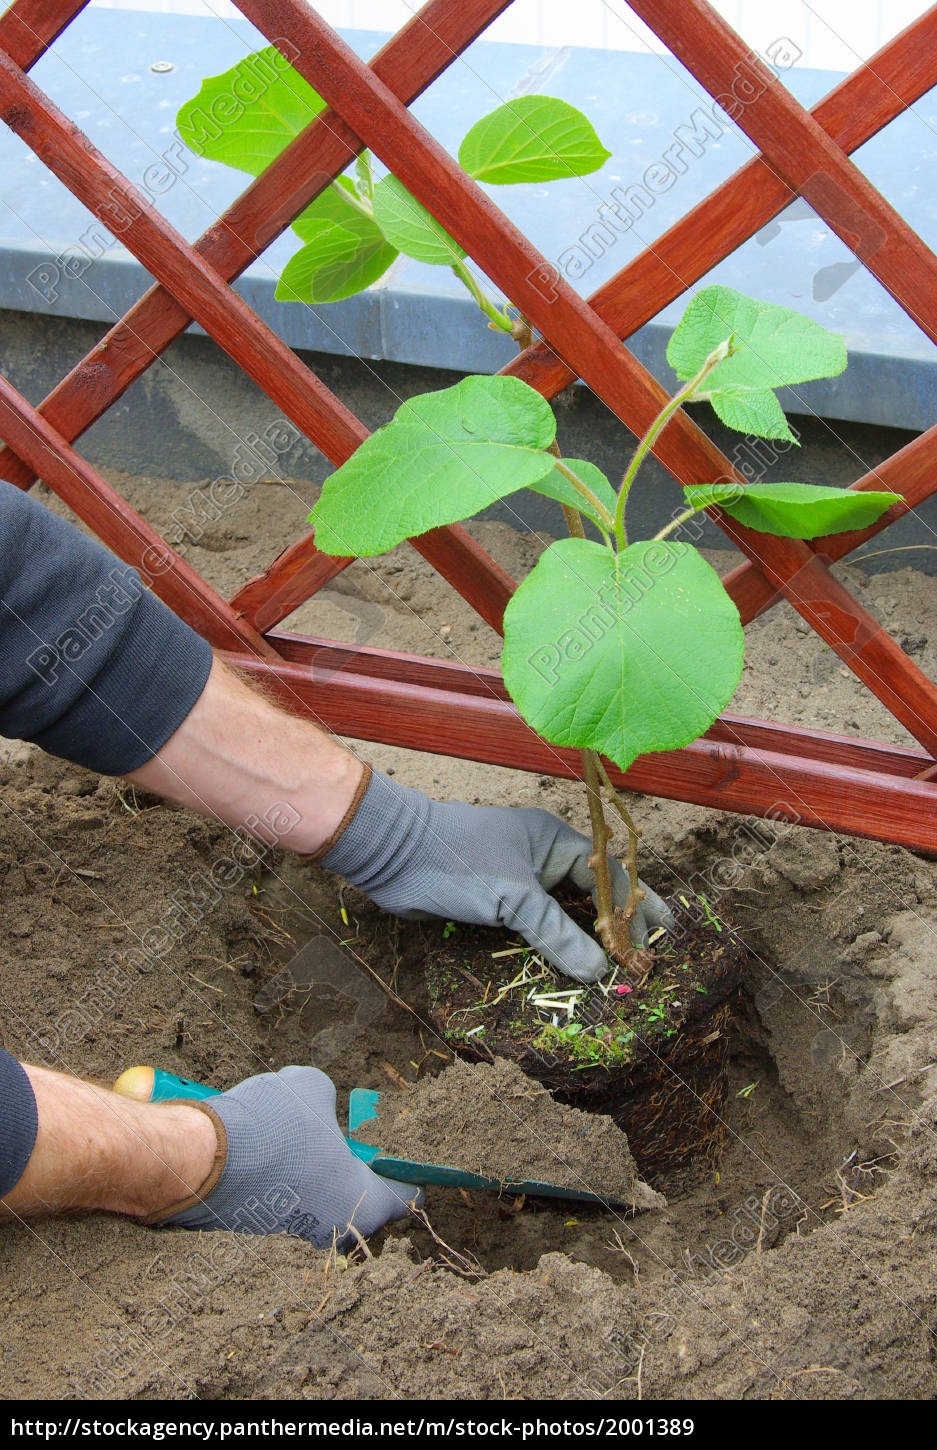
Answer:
xmin=3 ymin=0 xmax=937 ymax=849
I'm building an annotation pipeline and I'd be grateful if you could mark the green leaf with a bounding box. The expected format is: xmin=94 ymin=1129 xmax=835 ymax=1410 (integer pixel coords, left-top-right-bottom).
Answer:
xmin=458 ymin=97 xmax=611 ymax=183
xmin=502 ymin=537 xmax=744 ymax=772
xmin=277 ymin=178 xmax=397 ymax=303
xmin=176 ymin=47 xmax=326 ymax=174
xmin=309 ymin=376 xmax=558 ymax=555
xmin=529 ymin=458 xmax=618 ymax=532
xmin=290 ymin=178 xmax=370 ymax=241
xmin=371 ymin=174 xmax=466 ymax=265
xmin=704 ymin=385 xmax=796 ymax=443
xmin=276 ymin=225 xmax=397 ymax=304
xmin=669 ymin=286 xmax=847 ymax=390
xmin=667 ymin=285 xmax=847 ymax=442
xmin=684 ymin=481 xmax=901 ymax=539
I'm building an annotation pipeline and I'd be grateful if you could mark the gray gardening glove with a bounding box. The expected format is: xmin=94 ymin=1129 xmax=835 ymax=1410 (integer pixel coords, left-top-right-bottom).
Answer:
xmin=153 ymin=1066 xmax=421 ymax=1248
xmin=319 ymin=769 xmax=674 ymax=983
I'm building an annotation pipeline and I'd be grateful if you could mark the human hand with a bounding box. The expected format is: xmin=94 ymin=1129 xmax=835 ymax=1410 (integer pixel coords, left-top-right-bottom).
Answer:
xmin=320 ymin=770 xmax=673 ymax=983
xmin=157 ymin=1066 xmax=421 ymax=1248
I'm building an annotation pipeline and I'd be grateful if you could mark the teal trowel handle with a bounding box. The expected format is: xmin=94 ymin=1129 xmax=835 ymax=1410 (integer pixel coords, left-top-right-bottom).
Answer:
xmin=150 ymin=1069 xmax=222 ymax=1102
xmin=113 ymin=1065 xmax=222 ymax=1103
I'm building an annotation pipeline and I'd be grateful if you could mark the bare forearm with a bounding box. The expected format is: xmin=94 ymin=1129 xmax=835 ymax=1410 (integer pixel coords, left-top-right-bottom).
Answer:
xmin=128 ymin=655 xmax=365 ymax=856
xmin=0 ymin=1064 xmax=216 ymax=1220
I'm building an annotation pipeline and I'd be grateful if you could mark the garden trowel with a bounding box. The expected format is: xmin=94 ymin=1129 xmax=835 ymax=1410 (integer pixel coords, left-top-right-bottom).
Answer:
xmin=113 ymin=1067 xmax=636 ymax=1208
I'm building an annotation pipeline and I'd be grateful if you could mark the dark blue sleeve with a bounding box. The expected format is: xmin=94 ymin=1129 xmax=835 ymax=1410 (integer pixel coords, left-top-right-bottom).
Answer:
xmin=0 ymin=480 xmax=213 ymax=774
xmin=0 ymin=1049 xmax=38 ymax=1198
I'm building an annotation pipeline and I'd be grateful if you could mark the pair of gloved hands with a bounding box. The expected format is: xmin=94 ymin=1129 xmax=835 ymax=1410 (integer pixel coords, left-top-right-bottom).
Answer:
xmin=161 ymin=771 xmax=672 ymax=1247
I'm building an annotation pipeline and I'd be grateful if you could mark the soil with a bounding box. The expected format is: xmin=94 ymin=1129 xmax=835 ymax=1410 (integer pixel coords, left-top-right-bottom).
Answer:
xmin=356 ymin=1057 xmax=664 ymax=1210
xmin=425 ymin=899 xmax=747 ymax=1179
xmin=2 ymin=474 xmax=937 ymax=1398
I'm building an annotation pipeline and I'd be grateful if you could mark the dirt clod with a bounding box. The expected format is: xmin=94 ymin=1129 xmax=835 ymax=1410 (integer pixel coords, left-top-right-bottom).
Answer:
xmin=426 ymin=900 xmax=746 ymax=1179
xmin=357 ymin=1057 xmax=664 ymax=1210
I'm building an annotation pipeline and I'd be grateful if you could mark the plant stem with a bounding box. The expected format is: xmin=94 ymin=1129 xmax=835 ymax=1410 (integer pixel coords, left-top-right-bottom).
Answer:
xmin=553 ymin=443 xmax=586 ymax=541
xmin=613 ymin=337 xmax=734 ymax=546
xmin=331 ymin=179 xmax=373 ymax=219
xmin=593 ymin=755 xmax=645 ymax=932
xmin=552 ymin=459 xmax=615 ymax=537
xmin=354 ymin=149 xmax=374 ymax=203
xmin=653 ymin=501 xmax=708 ymax=542
xmin=553 ymin=499 xmax=624 ymax=958
xmin=582 ymin=747 xmax=618 ymax=949
xmin=450 ymin=258 xmax=514 ymax=333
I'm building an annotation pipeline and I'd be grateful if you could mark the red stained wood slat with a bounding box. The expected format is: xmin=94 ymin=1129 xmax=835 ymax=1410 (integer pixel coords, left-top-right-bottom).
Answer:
xmin=230 ymin=544 xmax=355 ymax=637
xmin=268 ymin=627 xmax=937 ymax=781
xmin=630 ymin=0 xmax=937 ymax=349
xmin=222 ymin=647 xmax=937 ymax=854
xmin=231 ymin=523 xmax=513 ymax=637
xmin=402 ymin=523 xmax=514 ymax=635
xmin=0 ymin=371 xmax=276 ymax=656
xmin=0 ymin=0 xmax=89 ymax=69
xmin=701 ymin=716 xmax=928 ymax=780
xmin=234 ymin=0 xmax=937 ymax=753
xmin=0 ymin=0 xmax=515 ymax=634
xmin=812 ymin=4 xmax=937 ymax=152
xmin=505 ymin=6 xmax=937 ymax=400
